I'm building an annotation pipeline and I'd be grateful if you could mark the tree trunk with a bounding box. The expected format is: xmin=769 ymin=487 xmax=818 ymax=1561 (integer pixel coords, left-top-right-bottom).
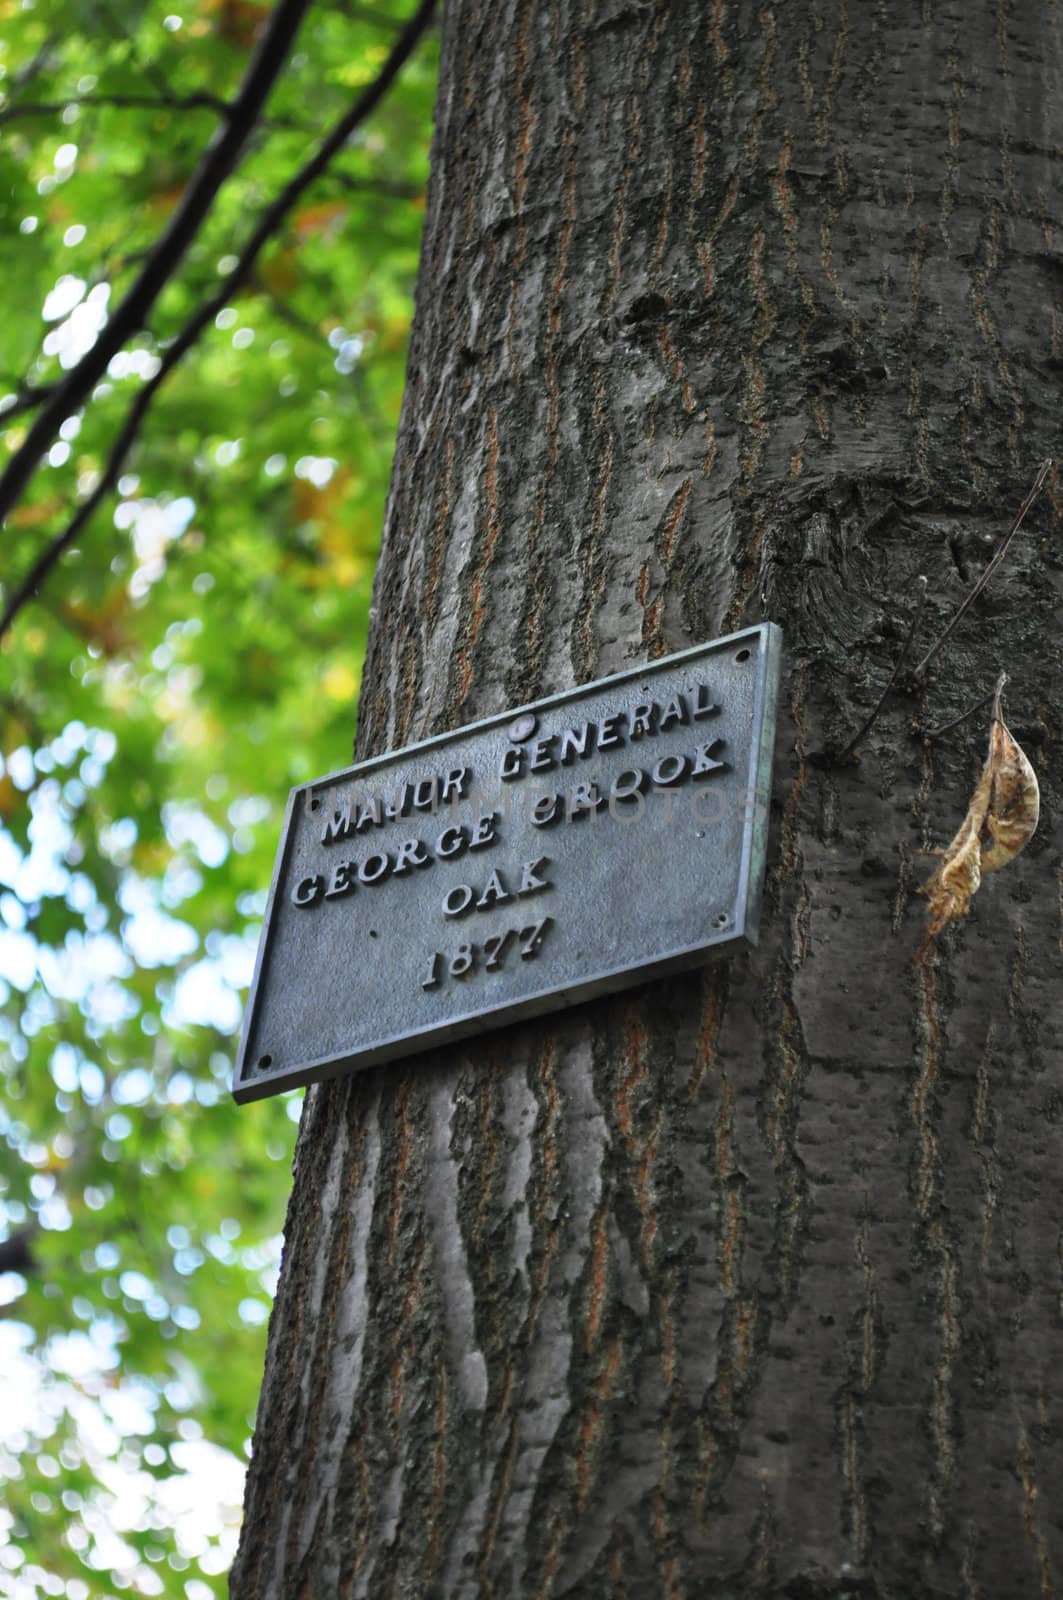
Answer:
xmin=232 ymin=3 xmax=1063 ymax=1596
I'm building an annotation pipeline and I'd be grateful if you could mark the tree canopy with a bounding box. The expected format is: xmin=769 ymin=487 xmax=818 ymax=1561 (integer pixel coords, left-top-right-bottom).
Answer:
xmin=0 ymin=2 xmax=436 ymax=1593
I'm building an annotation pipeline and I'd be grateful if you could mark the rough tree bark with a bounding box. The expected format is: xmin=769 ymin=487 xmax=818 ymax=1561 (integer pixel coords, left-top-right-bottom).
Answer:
xmin=232 ymin=3 xmax=1063 ymax=1596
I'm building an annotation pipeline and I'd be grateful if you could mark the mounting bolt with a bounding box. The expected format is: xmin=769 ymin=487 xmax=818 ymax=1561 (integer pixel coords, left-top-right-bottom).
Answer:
xmin=508 ymin=713 xmax=538 ymax=742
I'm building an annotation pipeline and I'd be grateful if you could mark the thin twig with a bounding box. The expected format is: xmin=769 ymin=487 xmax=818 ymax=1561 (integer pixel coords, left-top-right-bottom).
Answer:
xmin=330 ymin=0 xmax=412 ymax=26
xmin=0 ymin=383 xmax=58 ymax=420
xmin=86 ymin=0 xmax=185 ymax=102
xmin=249 ymin=276 xmax=325 ymax=342
xmin=0 ymin=0 xmax=438 ymax=644
xmin=926 ymin=671 xmax=1007 ymax=739
xmin=330 ymin=169 xmax=423 ymax=199
xmin=0 ymin=1224 xmax=39 ymax=1276
xmin=0 ymin=691 xmax=46 ymax=746
xmin=11 ymin=33 xmax=61 ymax=94
xmin=0 ymin=0 xmax=314 ymax=533
xmin=912 ymin=459 xmax=1053 ymax=678
xmin=0 ymin=90 xmax=232 ymax=125
xmin=832 ymin=575 xmax=928 ymax=762
xmin=0 ymin=92 xmax=317 ymax=136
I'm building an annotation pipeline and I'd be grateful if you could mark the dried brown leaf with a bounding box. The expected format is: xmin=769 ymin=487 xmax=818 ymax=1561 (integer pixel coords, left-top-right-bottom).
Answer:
xmin=978 ymin=715 xmax=1040 ymax=873
xmin=920 ymin=691 xmax=1039 ymax=949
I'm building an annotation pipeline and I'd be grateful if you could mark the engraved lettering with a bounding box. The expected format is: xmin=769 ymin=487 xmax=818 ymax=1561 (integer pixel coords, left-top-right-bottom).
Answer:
xmin=412 ymin=777 xmax=439 ymax=812
xmin=354 ymin=795 xmax=382 ymax=832
xmin=499 ymin=747 xmax=523 ymax=782
xmin=596 ymin=713 xmax=624 ymax=750
xmin=610 ymin=767 xmax=648 ymax=806
xmin=436 ymin=824 xmax=466 ymax=859
xmin=443 ymin=884 xmax=475 ymax=919
xmin=384 ymin=782 xmax=412 ymax=820
xmin=519 ymin=918 xmax=551 ymax=958
xmin=527 ymin=735 xmax=557 ymax=773
xmin=420 ymin=919 xmax=553 ymax=995
xmin=530 ymin=793 xmax=562 ymax=828
xmin=652 ymin=752 xmax=689 ymax=787
xmin=691 ymin=738 xmax=727 ymax=778
xmin=358 ymin=851 xmax=391 ymax=885
xmin=252 ymin=630 xmax=782 ymax=1086
xmin=518 ymin=857 xmax=550 ymax=895
xmin=558 ymin=723 xmax=593 ymax=763
xmin=567 ymin=781 xmax=605 ymax=821
xmin=658 ymin=694 xmax=689 ymax=732
xmin=691 ymin=683 xmax=718 ymax=720
xmin=469 ymin=811 xmax=498 ymax=849
xmin=449 ymin=942 xmax=474 ymax=977
xmin=476 ymin=869 xmax=512 ymax=910
xmin=610 ymin=769 xmax=647 ymax=825
xmin=325 ymin=861 xmax=356 ymax=899
xmin=629 ymin=702 xmax=657 ymax=739
xmin=321 ymin=800 xmax=352 ymax=846
xmin=483 ymin=930 xmax=513 ymax=969
xmin=392 ymin=837 xmax=431 ymax=875
xmin=440 ymin=766 xmax=472 ymax=804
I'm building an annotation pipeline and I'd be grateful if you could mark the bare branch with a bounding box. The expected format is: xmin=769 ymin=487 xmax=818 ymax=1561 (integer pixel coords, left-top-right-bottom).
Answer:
xmin=0 ymin=692 xmax=47 ymax=746
xmin=330 ymin=168 xmax=423 ymax=199
xmin=0 ymin=0 xmax=315 ymax=533
xmin=912 ymin=459 xmax=1053 ymax=679
xmin=0 ymin=0 xmax=439 ymax=643
xmin=249 ymin=275 xmax=325 ymax=341
xmin=85 ymin=0 xmax=187 ymax=101
xmin=0 ymin=383 xmax=58 ymax=420
xmin=0 ymin=1224 xmax=39 ymax=1277
xmin=926 ymin=673 xmax=1007 ymax=740
xmin=328 ymin=0 xmax=413 ymax=26
xmin=10 ymin=33 xmax=61 ymax=94
xmin=0 ymin=90 xmax=319 ymax=137
xmin=828 ymin=575 xmax=928 ymax=763
xmin=0 ymin=90 xmax=233 ymax=125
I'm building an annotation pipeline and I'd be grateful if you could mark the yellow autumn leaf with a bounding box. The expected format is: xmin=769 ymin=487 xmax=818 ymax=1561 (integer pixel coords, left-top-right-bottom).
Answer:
xmin=920 ymin=677 xmax=1039 ymax=950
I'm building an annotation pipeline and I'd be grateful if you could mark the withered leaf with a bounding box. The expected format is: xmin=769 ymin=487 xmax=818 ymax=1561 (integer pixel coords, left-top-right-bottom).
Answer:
xmin=921 ymin=687 xmax=1039 ymax=949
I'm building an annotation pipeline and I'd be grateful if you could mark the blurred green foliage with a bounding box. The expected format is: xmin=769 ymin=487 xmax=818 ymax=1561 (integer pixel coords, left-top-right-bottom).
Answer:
xmin=0 ymin=1 xmax=436 ymax=1593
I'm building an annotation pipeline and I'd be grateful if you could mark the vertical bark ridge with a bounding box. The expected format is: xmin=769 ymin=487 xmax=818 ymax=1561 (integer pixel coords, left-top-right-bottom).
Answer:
xmin=234 ymin=3 xmax=1063 ymax=1595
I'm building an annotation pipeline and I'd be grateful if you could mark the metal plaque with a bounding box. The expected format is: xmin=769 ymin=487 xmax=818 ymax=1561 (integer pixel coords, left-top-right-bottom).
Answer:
xmin=233 ymin=623 xmax=781 ymax=1103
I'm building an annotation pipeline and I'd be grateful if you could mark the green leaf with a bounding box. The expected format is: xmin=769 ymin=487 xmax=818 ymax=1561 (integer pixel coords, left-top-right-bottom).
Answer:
xmin=0 ymin=3 xmax=437 ymax=1592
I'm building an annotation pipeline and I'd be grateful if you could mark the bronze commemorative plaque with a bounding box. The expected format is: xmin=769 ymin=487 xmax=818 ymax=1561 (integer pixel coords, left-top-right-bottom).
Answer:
xmin=233 ymin=623 xmax=781 ymax=1102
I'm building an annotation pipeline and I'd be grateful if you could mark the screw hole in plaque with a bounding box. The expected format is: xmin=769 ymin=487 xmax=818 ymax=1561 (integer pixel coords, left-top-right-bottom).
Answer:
xmin=369 ymin=930 xmax=378 ymax=939
xmin=735 ymin=648 xmax=751 ymax=663
xmin=258 ymin=1054 xmax=273 ymax=1071
xmin=713 ymin=912 xmax=729 ymax=930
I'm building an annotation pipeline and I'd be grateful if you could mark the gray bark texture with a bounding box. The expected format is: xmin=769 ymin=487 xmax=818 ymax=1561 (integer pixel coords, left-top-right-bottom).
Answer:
xmin=232 ymin=2 xmax=1063 ymax=1596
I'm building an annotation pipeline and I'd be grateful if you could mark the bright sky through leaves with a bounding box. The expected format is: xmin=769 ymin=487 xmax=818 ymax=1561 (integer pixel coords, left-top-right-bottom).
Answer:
xmin=0 ymin=0 xmax=437 ymax=1592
